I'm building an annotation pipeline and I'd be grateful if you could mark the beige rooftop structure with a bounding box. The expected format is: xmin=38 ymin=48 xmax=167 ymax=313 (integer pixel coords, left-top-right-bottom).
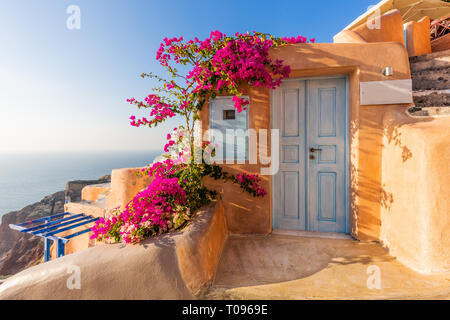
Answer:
xmin=344 ymin=0 xmax=450 ymax=30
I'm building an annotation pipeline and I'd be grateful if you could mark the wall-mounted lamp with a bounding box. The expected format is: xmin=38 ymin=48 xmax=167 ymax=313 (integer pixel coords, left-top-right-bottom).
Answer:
xmin=382 ymin=67 xmax=393 ymax=77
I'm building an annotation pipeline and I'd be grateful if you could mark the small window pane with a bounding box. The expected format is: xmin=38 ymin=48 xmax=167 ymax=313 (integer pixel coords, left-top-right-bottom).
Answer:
xmin=223 ymin=109 xmax=236 ymax=120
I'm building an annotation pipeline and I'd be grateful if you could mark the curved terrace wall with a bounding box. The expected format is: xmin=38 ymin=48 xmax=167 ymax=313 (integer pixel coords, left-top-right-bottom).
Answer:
xmin=380 ymin=108 xmax=450 ymax=273
xmin=106 ymin=167 xmax=154 ymax=211
xmin=60 ymin=167 xmax=153 ymax=258
xmin=0 ymin=201 xmax=227 ymax=299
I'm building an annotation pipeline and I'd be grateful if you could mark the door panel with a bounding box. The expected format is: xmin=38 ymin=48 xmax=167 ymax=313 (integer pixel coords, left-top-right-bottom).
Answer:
xmin=273 ymin=77 xmax=348 ymax=233
xmin=282 ymin=171 xmax=299 ymax=218
xmin=272 ymin=81 xmax=307 ymax=230
xmin=307 ymin=78 xmax=347 ymax=233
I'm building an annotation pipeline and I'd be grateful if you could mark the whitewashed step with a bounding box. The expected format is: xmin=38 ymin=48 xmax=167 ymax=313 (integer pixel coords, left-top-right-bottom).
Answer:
xmin=81 ymin=183 xmax=111 ymax=202
xmin=409 ymin=50 xmax=450 ymax=73
xmin=64 ymin=201 xmax=107 ymax=219
xmin=411 ymin=68 xmax=449 ymax=91
xmin=412 ymin=89 xmax=450 ymax=108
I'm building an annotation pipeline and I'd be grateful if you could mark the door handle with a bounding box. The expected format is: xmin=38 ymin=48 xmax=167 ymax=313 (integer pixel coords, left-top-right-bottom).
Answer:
xmin=309 ymin=147 xmax=322 ymax=153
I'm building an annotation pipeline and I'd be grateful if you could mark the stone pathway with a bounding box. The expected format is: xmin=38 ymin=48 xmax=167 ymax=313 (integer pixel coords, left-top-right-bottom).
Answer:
xmin=205 ymin=234 xmax=450 ymax=300
xmin=409 ymin=49 xmax=449 ymax=116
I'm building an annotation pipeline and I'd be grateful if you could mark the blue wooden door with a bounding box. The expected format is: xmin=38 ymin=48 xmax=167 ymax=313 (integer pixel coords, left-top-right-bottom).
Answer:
xmin=272 ymin=77 xmax=348 ymax=233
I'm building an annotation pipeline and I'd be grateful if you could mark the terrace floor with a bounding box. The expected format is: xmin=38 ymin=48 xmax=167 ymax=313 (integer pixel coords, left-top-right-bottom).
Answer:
xmin=205 ymin=234 xmax=450 ymax=300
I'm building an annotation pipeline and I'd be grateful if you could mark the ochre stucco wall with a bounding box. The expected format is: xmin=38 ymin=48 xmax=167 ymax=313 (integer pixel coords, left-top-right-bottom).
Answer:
xmin=59 ymin=168 xmax=153 ymax=260
xmin=81 ymin=184 xmax=110 ymax=202
xmin=107 ymin=167 xmax=153 ymax=211
xmin=405 ymin=16 xmax=432 ymax=57
xmin=0 ymin=201 xmax=228 ymax=299
xmin=334 ymin=8 xmax=433 ymax=59
xmin=380 ymin=108 xmax=450 ymax=273
xmin=200 ymin=42 xmax=412 ymax=241
xmin=334 ymin=9 xmax=405 ymax=45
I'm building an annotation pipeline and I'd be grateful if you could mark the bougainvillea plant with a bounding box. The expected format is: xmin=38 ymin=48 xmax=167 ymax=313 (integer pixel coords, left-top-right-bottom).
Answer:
xmin=91 ymin=31 xmax=313 ymax=244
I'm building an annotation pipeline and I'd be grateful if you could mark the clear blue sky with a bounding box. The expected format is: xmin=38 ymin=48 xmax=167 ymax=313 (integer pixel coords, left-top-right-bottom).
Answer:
xmin=0 ymin=0 xmax=376 ymax=153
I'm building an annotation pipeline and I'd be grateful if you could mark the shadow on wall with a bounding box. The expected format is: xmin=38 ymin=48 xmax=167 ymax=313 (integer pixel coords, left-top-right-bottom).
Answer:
xmin=353 ymin=106 xmax=387 ymax=240
xmin=281 ymin=44 xmax=411 ymax=81
xmin=356 ymin=105 xmax=436 ymax=239
xmin=379 ymin=106 xmax=435 ymax=214
xmin=203 ymin=168 xmax=270 ymax=235
xmin=384 ymin=125 xmax=413 ymax=162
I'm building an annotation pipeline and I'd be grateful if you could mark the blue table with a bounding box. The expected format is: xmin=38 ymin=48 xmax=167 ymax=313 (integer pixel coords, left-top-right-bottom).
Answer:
xmin=9 ymin=212 xmax=99 ymax=262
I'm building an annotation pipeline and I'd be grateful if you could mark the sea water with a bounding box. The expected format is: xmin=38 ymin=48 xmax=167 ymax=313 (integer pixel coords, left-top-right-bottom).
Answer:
xmin=0 ymin=150 xmax=159 ymax=217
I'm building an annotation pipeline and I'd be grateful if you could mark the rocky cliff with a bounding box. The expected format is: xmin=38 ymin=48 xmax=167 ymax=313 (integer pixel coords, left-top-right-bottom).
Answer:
xmin=0 ymin=175 xmax=110 ymax=277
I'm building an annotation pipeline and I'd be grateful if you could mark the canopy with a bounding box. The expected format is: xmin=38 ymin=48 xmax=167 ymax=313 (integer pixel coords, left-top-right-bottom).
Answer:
xmin=344 ymin=0 xmax=450 ymax=30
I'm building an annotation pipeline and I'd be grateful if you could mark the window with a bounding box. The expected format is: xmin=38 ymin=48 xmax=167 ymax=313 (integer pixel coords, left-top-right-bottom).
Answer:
xmin=209 ymin=96 xmax=249 ymax=162
xmin=223 ymin=109 xmax=236 ymax=120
